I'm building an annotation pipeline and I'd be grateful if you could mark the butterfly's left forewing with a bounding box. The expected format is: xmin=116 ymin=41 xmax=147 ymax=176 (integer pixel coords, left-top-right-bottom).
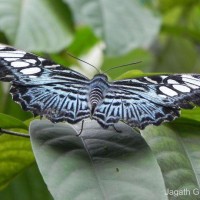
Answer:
xmin=93 ymin=74 xmax=200 ymax=129
xmin=0 ymin=45 xmax=88 ymax=82
xmin=0 ymin=45 xmax=90 ymax=123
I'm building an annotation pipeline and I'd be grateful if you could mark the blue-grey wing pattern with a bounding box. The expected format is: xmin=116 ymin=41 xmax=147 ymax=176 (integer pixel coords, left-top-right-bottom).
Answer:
xmin=93 ymin=74 xmax=200 ymax=129
xmin=1 ymin=44 xmax=200 ymax=129
xmin=0 ymin=45 xmax=90 ymax=123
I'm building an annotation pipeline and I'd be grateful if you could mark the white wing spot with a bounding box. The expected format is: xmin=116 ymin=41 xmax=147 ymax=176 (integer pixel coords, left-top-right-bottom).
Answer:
xmin=20 ymin=67 xmax=41 ymax=75
xmin=4 ymin=58 xmax=18 ymax=62
xmin=26 ymin=59 xmax=37 ymax=64
xmin=182 ymin=77 xmax=200 ymax=86
xmin=161 ymin=75 xmax=168 ymax=80
xmin=159 ymin=86 xmax=178 ymax=96
xmin=0 ymin=52 xmax=25 ymax=57
xmin=185 ymin=83 xmax=199 ymax=89
xmin=144 ymin=77 xmax=158 ymax=84
xmin=181 ymin=75 xmax=193 ymax=78
xmin=45 ymin=64 xmax=60 ymax=68
xmin=11 ymin=61 xmax=30 ymax=68
xmin=167 ymin=79 xmax=179 ymax=84
xmin=173 ymin=85 xmax=191 ymax=92
xmin=13 ymin=50 xmax=25 ymax=54
xmin=38 ymin=58 xmax=45 ymax=62
xmin=29 ymin=75 xmax=38 ymax=78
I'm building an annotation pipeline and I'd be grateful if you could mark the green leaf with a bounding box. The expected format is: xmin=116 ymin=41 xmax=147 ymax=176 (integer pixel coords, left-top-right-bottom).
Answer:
xmin=0 ymin=164 xmax=52 ymax=200
xmin=141 ymin=123 xmax=200 ymax=200
xmin=158 ymin=0 xmax=196 ymax=12
xmin=187 ymin=6 xmax=200 ymax=32
xmin=0 ymin=134 xmax=34 ymax=190
xmin=153 ymin=37 xmax=199 ymax=73
xmin=30 ymin=120 xmax=167 ymax=200
xmin=182 ymin=108 xmax=200 ymax=122
xmin=67 ymin=26 xmax=100 ymax=56
xmin=0 ymin=84 xmax=6 ymax=113
xmin=0 ymin=113 xmax=28 ymax=130
xmin=64 ymin=0 xmax=161 ymax=56
xmin=3 ymin=94 xmax=32 ymax=121
xmin=116 ymin=70 xmax=145 ymax=80
xmin=102 ymin=48 xmax=154 ymax=79
xmin=0 ymin=0 xmax=73 ymax=52
xmin=116 ymin=70 xmax=165 ymax=80
xmin=50 ymin=27 xmax=100 ymax=67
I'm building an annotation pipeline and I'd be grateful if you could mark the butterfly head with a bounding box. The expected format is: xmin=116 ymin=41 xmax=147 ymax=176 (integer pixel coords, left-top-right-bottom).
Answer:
xmin=93 ymin=74 xmax=108 ymax=81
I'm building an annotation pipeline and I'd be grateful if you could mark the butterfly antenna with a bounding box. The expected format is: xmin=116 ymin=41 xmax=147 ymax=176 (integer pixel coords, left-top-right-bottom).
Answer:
xmin=65 ymin=51 xmax=101 ymax=73
xmin=103 ymin=61 xmax=142 ymax=73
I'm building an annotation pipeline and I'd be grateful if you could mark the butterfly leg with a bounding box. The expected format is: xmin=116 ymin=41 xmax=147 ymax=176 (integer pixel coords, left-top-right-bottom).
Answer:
xmin=112 ymin=125 xmax=122 ymax=133
xmin=76 ymin=120 xmax=85 ymax=136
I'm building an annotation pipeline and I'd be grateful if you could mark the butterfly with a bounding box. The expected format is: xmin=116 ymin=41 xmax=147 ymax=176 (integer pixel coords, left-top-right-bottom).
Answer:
xmin=0 ymin=44 xmax=200 ymax=130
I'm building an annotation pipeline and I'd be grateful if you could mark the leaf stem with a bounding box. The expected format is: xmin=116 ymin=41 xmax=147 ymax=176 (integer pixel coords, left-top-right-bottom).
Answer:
xmin=0 ymin=128 xmax=30 ymax=138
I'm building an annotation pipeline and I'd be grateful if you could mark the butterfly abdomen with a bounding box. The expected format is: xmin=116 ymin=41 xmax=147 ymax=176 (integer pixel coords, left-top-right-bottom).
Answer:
xmin=89 ymin=74 xmax=109 ymax=116
xmin=89 ymin=87 xmax=104 ymax=115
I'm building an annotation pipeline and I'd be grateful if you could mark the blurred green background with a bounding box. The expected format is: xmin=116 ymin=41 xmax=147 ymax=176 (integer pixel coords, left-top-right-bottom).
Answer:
xmin=0 ymin=0 xmax=200 ymax=199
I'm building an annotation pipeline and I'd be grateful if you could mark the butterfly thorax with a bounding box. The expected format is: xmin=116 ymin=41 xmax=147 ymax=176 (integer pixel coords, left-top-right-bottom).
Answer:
xmin=89 ymin=74 xmax=109 ymax=116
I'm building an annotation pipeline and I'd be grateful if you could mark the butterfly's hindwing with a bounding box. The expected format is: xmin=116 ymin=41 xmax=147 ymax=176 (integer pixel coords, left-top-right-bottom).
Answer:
xmin=93 ymin=87 xmax=180 ymax=129
xmin=10 ymin=84 xmax=90 ymax=123
xmin=93 ymin=74 xmax=200 ymax=129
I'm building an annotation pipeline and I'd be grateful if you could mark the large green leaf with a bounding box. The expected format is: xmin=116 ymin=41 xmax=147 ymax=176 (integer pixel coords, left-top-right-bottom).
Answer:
xmin=153 ymin=37 xmax=199 ymax=73
xmin=30 ymin=120 xmax=167 ymax=200
xmin=0 ymin=0 xmax=73 ymax=52
xmin=0 ymin=164 xmax=52 ymax=200
xmin=158 ymin=0 xmax=196 ymax=12
xmin=0 ymin=113 xmax=27 ymax=129
xmin=0 ymin=84 xmax=5 ymax=113
xmin=64 ymin=0 xmax=161 ymax=56
xmin=142 ymin=121 xmax=200 ymax=200
xmin=67 ymin=26 xmax=100 ymax=56
xmin=182 ymin=108 xmax=200 ymax=122
xmin=0 ymin=114 xmax=32 ymax=190
xmin=0 ymin=84 xmax=33 ymax=121
xmin=0 ymin=134 xmax=34 ymax=190
xmin=2 ymin=93 xmax=33 ymax=121
xmin=50 ymin=27 xmax=100 ymax=68
xmin=102 ymin=48 xmax=154 ymax=79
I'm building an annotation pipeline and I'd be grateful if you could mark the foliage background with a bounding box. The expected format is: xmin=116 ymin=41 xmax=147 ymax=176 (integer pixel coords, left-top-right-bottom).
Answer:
xmin=0 ymin=0 xmax=200 ymax=199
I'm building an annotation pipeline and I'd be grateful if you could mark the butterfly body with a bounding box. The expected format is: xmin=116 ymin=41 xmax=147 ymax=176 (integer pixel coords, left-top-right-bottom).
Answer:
xmin=88 ymin=74 xmax=109 ymax=116
xmin=0 ymin=44 xmax=200 ymax=130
